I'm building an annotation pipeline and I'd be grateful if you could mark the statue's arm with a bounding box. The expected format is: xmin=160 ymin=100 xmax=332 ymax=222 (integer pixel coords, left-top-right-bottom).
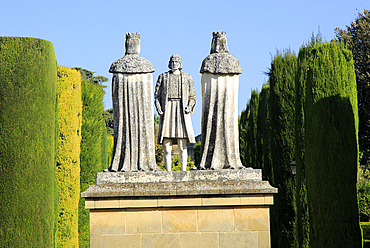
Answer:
xmin=154 ymin=74 xmax=164 ymax=115
xmin=186 ymin=75 xmax=196 ymax=114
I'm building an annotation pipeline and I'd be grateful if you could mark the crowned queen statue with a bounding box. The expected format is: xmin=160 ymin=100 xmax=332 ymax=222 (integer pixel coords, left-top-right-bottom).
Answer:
xmin=105 ymin=32 xmax=158 ymax=172
xmin=199 ymin=31 xmax=244 ymax=170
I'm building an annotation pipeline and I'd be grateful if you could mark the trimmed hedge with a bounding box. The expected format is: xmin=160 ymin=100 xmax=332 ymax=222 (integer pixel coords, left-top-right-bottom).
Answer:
xmin=268 ymin=50 xmax=297 ymax=248
xmin=56 ymin=66 xmax=82 ymax=247
xmin=304 ymin=41 xmax=361 ymax=247
xmin=79 ymin=80 xmax=106 ymax=247
xmin=0 ymin=37 xmax=58 ymax=247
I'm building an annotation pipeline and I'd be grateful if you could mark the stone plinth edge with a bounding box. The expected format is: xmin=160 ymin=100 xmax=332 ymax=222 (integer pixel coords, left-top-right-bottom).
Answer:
xmin=97 ymin=168 xmax=262 ymax=184
xmin=81 ymin=179 xmax=277 ymax=198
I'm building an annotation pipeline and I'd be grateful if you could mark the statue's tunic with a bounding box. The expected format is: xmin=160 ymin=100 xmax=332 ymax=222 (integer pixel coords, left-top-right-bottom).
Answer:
xmin=199 ymin=41 xmax=244 ymax=170
xmin=155 ymin=71 xmax=196 ymax=145
xmin=108 ymin=54 xmax=157 ymax=171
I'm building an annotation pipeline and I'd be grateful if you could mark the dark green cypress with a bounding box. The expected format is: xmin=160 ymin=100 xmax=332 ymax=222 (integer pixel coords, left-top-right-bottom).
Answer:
xmin=257 ymin=84 xmax=273 ymax=182
xmin=304 ymin=41 xmax=361 ymax=247
xmin=239 ymin=102 xmax=250 ymax=166
xmin=268 ymin=49 xmax=297 ymax=247
xmin=79 ymin=80 xmax=106 ymax=247
xmin=295 ymin=44 xmax=311 ymax=248
xmin=0 ymin=37 xmax=58 ymax=247
xmin=246 ymin=90 xmax=260 ymax=168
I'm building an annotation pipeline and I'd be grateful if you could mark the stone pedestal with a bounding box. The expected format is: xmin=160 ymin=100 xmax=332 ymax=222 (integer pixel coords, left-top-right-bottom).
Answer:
xmin=82 ymin=169 xmax=277 ymax=248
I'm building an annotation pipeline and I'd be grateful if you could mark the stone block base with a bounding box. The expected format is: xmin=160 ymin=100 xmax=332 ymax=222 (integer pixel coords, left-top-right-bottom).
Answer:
xmin=87 ymin=195 xmax=272 ymax=248
xmin=83 ymin=170 xmax=277 ymax=247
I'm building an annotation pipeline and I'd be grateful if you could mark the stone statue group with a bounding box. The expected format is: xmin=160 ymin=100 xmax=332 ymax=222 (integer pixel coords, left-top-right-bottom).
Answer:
xmin=105 ymin=31 xmax=244 ymax=172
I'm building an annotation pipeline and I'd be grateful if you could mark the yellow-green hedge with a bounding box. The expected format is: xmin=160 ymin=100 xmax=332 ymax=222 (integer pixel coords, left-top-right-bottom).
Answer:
xmin=56 ymin=66 xmax=82 ymax=247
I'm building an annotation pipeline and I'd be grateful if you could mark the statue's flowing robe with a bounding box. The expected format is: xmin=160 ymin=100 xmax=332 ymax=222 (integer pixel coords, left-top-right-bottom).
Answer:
xmin=199 ymin=52 xmax=243 ymax=169
xmin=108 ymin=54 xmax=157 ymax=171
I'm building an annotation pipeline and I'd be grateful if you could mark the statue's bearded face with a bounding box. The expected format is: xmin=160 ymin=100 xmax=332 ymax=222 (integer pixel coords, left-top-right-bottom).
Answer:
xmin=170 ymin=57 xmax=181 ymax=70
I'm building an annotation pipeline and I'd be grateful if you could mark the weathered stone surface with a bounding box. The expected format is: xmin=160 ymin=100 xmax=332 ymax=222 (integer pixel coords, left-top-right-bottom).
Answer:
xmin=90 ymin=210 xmax=125 ymax=235
xmin=162 ymin=209 xmax=197 ymax=233
xmin=81 ymin=179 xmax=277 ymax=198
xmin=179 ymin=233 xmax=219 ymax=248
xmin=101 ymin=235 xmax=141 ymax=248
xmin=106 ymin=32 xmax=157 ymax=172
xmin=109 ymin=54 xmax=155 ymax=74
xmin=109 ymin=32 xmax=154 ymax=74
xmin=200 ymin=31 xmax=242 ymax=74
xmin=199 ymin=31 xmax=243 ymax=170
xmin=198 ymin=208 xmax=234 ymax=232
xmin=258 ymin=231 xmax=271 ymax=248
xmin=126 ymin=210 xmax=161 ymax=233
xmin=234 ymin=207 xmax=270 ymax=231
xmin=219 ymin=231 xmax=258 ymax=248
xmin=142 ymin=234 xmax=179 ymax=248
xmin=155 ymin=54 xmax=196 ymax=171
xmin=200 ymin=53 xmax=242 ymax=74
xmin=97 ymin=168 xmax=262 ymax=184
xmin=90 ymin=236 xmax=102 ymax=248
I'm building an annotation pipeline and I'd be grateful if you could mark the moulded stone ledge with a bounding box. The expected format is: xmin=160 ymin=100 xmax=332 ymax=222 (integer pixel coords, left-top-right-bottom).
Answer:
xmin=85 ymin=194 xmax=275 ymax=209
xmin=96 ymin=168 xmax=262 ymax=185
xmin=81 ymin=180 xmax=277 ymax=198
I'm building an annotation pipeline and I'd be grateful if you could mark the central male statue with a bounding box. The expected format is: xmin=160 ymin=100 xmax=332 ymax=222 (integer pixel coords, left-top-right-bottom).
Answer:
xmin=155 ymin=54 xmax=196 ymax=171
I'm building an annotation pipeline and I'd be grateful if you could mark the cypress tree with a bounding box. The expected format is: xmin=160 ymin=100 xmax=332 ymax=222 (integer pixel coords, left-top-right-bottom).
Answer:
xmin=246 ymin=90 xmax=260 ymax=168
xmin=304 ymin=41 xmax=361 ymax=247
xmin=79 ymin=79 xmax=106 ymax=247
xmin=239 ymin=102 xmax=250 ymax=166
xmin=295 ymin=45 xmax=311 ymax=248
xmin=268 ymin=49 xmax=297 ymax=247
xmin=335 ymin=10 xmax=370 ymax=178
xmin=257 ymin=84 xmax=273 ymax=181
xmin=0 ymin=37 xmax=58 ymax=247
xmin=56 ymin=66 xmax=82 ymax=247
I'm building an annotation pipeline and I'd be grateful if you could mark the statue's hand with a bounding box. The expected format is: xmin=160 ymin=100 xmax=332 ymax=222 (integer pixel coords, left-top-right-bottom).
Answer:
xmin=157 ymin=108 xmax=164 ymax=116
xmin=184 ymin=106 xmax=190 ymax=114
xmin=155 ymin=101 xmax=163 ymax=115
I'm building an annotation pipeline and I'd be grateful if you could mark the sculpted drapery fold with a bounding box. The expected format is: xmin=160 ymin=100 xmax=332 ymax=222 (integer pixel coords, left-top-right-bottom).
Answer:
xmin=106 ymin=32 xmax=157 ymax=172
xmin=199 ymin=31 xmax=244 ymax=170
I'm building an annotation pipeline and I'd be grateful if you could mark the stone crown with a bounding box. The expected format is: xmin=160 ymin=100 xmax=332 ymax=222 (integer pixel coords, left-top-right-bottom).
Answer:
xmin=212 ymin=31 xmax=227 ymax=38
xmin=126 ymin=32 xmax=140 ymax=39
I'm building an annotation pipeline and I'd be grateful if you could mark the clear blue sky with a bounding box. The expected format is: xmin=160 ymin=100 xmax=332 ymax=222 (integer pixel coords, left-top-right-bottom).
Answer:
xmin=2 ymin=0 xmax=368 ymax=135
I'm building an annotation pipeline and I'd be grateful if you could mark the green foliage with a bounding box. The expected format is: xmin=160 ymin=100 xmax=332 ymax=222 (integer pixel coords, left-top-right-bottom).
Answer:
xmin=103 ymin=108 xmax=114 ymax=136
xmin=79 ymin=71 xmax=106 ymax=248
xmin=154 ymin=126 xmax=164 ymax=167
xmin=154 ymin=114 xmax=160 ymax=127
xmin=73 ymin=67 xmax=108 ymax=85
xmin=246 ymin=90 xmax=260 ymax=168
xmin=304 ymin=40 xmax=361 ymax=247
xmin=107 ymin=134 xmax=114 ymax=167
xmin=294 ymin=40 xmax=317 ymax=248
xmin=362 ymin=222 xmax=370 ymax=248
xmin=335 ymin=10 xmax=370 ymax=178
xmin=268 ymin=49 xmax=297 ymax=248
xmin=0 ymin=37 xmax=58 ymax=247
xmin=101 ymin=118 xmax=108 ymax=168
xmin=359 ymin=180 xmax=370 ymax=222
xmin=157 ymin=155 xmax=194 ymax=171
xmin=239 ymin=103 xmax=250 ymax=166
xmin=193 ymin=141 xmax=201 ymax=166
xmin=56 ymin=66 xmax=82 ymax=247
xmin=257 ymin=84 xmax=273 ymax=182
